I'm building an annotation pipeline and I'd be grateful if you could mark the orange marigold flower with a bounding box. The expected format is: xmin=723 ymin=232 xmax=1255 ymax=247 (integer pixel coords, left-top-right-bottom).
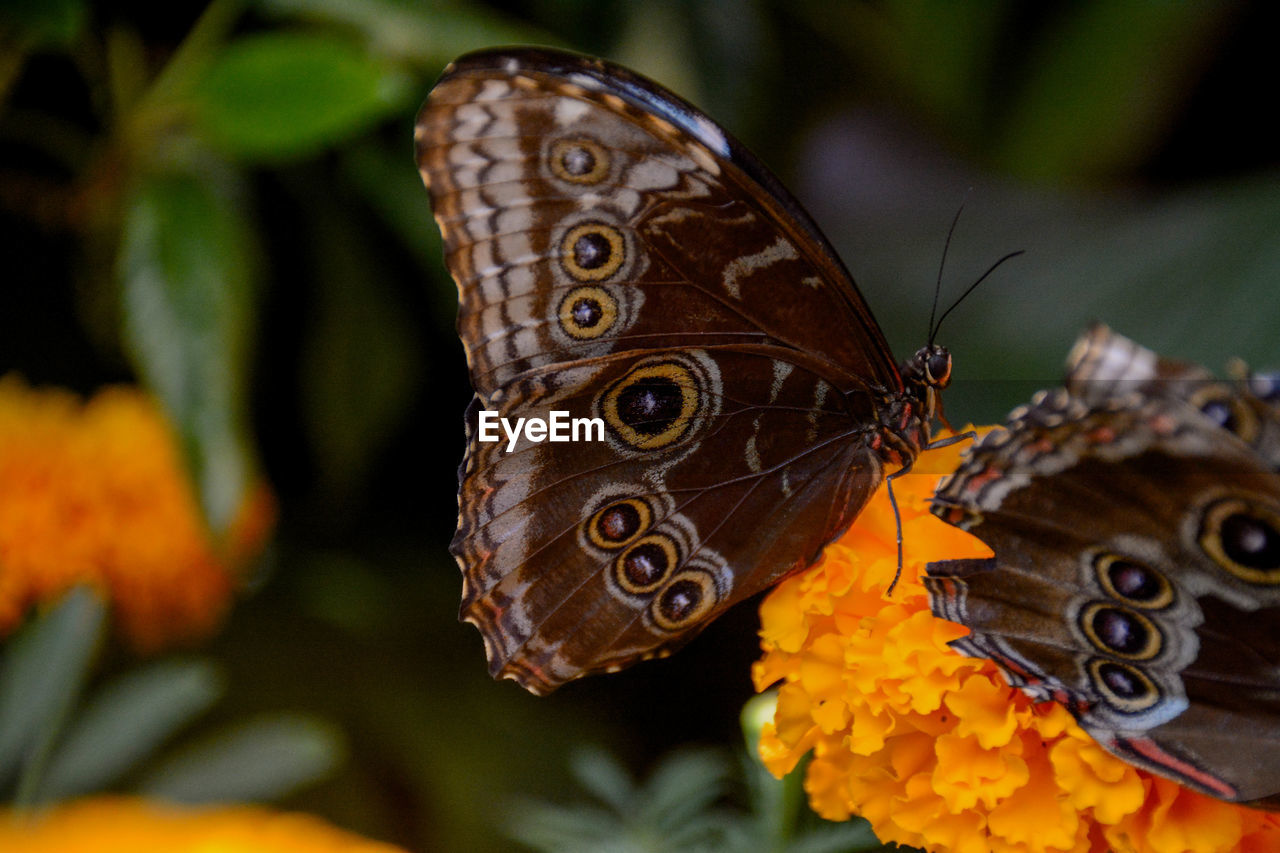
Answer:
xmin=753 ymin=434 xmax=1280 ymax=853
xmin=0 ymin=375 xmax=274 ymax=650
xmin=0 ymin=797 xmax=407 ymax=852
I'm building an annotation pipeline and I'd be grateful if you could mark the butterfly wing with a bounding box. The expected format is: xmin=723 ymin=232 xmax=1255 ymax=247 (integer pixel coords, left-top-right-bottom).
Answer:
xmin=928 ymin=326 xmax=1280 ymax=807
xmin=417 ymin=48 xmax=903 ymax=397
xmin=416 ymin=48 xmax=912 ymax=693
xmin=1066 ymin=323 xmax=1280 ymax=468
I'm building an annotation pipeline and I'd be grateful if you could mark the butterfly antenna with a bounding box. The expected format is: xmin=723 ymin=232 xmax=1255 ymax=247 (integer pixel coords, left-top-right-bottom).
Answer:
xmin=927 ymin=203 xmax=968 ymax=345
xmin=931 ymin=249 xmax=1025 ymax=342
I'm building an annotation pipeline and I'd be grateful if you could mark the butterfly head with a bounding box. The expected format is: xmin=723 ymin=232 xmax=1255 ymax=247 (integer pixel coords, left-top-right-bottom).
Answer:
xmin=922 ymin=345 xmax=953 ymax=389
xmin=903 ymin=343 xmax=953 ymax=395
xmin=895 ymin=343 xmax=953 ymax=439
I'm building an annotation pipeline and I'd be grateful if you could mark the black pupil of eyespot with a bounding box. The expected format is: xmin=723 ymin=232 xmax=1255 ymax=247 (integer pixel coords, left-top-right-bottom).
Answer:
xmin=660 ymin=579 xmax=702 ymax=620
xmin=623 ymin=543 xmax=668 ymax=586
xmin=573 ymin=231 xmax=611 ymax=269
xmin=599 ymin=503 xmax=640 ymax=541
xmin=563 ymin=146 xmax=596 ymax=176
xmin=1107 ymin=560 xmax=1162 ymax=602
xmin=617 ymin=377 xmax=683 ymax=435
xmin=1098 ymin=662 xmax=1145 ymax=699
xmin=572 ymin=297 xmax=602 ymax=327
xmin=1221 ymin=512 xmax=1280 ymax=569
xmin=1091 ymin=607 xmax=1149 ymax=655
xmin=1200 ymin=398 xmax=1236 ymax=431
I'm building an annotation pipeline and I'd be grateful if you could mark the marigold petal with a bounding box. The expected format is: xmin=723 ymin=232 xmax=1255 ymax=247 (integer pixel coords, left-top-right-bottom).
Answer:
xmin=946 ymin=673 xmax=1021 ymax=750
xmin=751 ymin=650 xmax=793 ymax=693
xmin=798 ymin=632 xmax=846 ymax=697
xmin=847 ymin=706 xmax=896 ymax=755
xmin=987 ymin=744 xmax=1084 ymax=852
xmin=757 ymin=575 xmax=809 ymax=653
xmin=1238 ymin=818 xmax=1280 ymax=853
xmin=898 ymin=774 xmax=992 ymax=853
xmin=1140 ymin=779 xmax=1246 ymax=853
xmin=1050 ymin=736 xmax=1145 ymax=824
xmin=758 ymin=718 xmax=812 ymax=778
xmin=934 ymin=732 xmax=1029 ymax=810
xmin=805 ymin=746 xmax=858 ymax=821
xmin=773 ymin=683 xmax=823 ymax=750
xmin=843 ymin=753 xmax=899 ymax=827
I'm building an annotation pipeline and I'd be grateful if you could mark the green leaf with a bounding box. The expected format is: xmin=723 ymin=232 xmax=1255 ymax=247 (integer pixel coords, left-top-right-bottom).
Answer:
xmin=192 ymin=31 xmax=410 ymax=161
xmin=568 ymin=747 xmax=635 ymax=812
xmin=38 ymin=660 xmax=224 ymax=801
xmin=117 ymin=167 xmax=257 ymax=533
xmin=505 ymin=800 xmax=628 ymax=853
xmin=258 ymin=0 xmax=554 ymax=66
xmin=0 ymin=588 xmax=104 ymax=795
xmin=637 ymin=749 xmax=727 ymax=832
xmin=138 ymin=714 xmax=342 ymax=803
xmin=509 ymin=747 xmax=733 ymax=853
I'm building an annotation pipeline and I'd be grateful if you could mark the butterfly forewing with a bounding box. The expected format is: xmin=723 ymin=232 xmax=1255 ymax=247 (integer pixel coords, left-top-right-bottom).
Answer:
xmin=416 ymin=48 xmax=939 ymax=694
xmin=415 ymin=49 xmax=903 ymax=397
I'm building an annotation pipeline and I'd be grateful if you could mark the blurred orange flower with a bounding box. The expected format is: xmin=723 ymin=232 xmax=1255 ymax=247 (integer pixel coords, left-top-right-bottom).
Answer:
xmin=0 ymin=375 xmax=274 ymax=650
xmin=0 ymin=797 xmax=406 ymax=852
xmin=753 ymin=434 xmax=1280 ymax=853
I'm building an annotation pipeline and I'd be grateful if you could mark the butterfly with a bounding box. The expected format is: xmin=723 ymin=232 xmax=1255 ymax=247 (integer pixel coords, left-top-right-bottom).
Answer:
xmin=927 ymin=323 xmax=1280 ymax=808
xmin=415 ymin=47 xmax=961 ymax=695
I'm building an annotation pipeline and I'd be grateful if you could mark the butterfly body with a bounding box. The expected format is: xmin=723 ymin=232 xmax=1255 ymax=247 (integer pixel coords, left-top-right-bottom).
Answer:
xmin=928 ymin=325 xmax=1280 ymax=808
xmin=416 ymin=48 xmax=949 ymax=694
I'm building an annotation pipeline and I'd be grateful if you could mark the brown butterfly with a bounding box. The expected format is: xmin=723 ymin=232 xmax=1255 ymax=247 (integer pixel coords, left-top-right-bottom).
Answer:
xmin=928 ymin=324 xmax=1280 ymax=808
xmin=415 ymin=47 xmax=960 ymax=694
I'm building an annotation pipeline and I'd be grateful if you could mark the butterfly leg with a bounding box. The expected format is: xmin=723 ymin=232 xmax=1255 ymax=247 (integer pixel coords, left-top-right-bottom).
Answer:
xmin=885 ymin=430 xmax=976 ymax=595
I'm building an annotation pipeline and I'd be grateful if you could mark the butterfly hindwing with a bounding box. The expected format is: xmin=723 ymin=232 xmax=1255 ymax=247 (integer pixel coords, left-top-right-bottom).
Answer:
xmin=928 ymin=324 xmax=1280 ymax=808
xmin=453 ymin=346 xmax=882 ymax=693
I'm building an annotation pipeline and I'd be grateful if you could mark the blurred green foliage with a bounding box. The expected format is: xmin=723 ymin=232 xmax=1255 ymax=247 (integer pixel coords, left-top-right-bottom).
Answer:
xmin=506 ymin=745 xmax=884 ymax=853
xmin=2 ymin=1 xmax=1277 ymax=851
xmin=0 ymin=590 xmax=342 ymax=808
xmin=505 ymin=696 xmax=887 ymax=852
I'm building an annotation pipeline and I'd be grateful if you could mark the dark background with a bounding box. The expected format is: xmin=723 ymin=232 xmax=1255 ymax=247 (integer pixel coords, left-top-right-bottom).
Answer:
xmin=2 ymin=1 xmax=1277 ymax=850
